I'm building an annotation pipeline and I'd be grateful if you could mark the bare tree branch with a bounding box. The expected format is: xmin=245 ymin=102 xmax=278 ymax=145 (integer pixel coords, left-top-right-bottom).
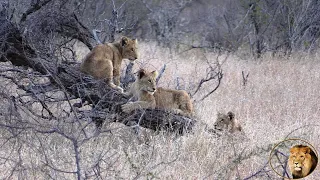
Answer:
xmin=0 ymin=15 xmax=196 ymax=133
xmin=20 ymin=0 xmax=53 ymax=22
xmin=242 ymin=71 xmax=249 ymax=86
xmin=191 ymin=53 xmax=226 ymax=102
xmin=92 ymin=29 xmax=102 ymax=44
xmin=156 ymin=64 xmax=166 ymax=84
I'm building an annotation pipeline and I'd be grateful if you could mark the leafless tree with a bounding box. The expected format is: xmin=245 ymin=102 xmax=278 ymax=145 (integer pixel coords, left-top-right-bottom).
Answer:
xmin=90 ymin=0 xmax=138 ymax=43
xmin=242 ymin=0 xmax=320 ymax=57
xmin=194 ymin=0 xmax=320 ymax=57
xmin=141 ymin=0 xmax=193 ymax=46
xmin=1 ymin=0 xmax=320 ymax=179
xmin=0 ymin=1 xmax=195 ymax=179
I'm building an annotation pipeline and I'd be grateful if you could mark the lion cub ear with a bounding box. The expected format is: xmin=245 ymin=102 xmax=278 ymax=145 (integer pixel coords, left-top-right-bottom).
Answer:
xmin=151 ymin=71 xmax=158 ymax=79
xmin=132 ymin=38 xmax=138 ymax=44
xmin=121 ymin=36 xmax=129 ymax=46
xmin=227 ymin=111 xmax=235 ymax=120
xmin=137 ymin=69 xmax=146 ymax=79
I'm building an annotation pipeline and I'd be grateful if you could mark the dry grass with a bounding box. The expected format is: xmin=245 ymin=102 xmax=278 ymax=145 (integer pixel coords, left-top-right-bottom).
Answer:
xmin=1 ymin=42 xmax=320 ymax=179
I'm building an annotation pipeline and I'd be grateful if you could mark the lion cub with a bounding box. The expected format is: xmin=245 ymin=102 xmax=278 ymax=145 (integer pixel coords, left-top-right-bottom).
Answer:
xmin=121 ymin=69 xmax=194 ymax=117
xmin=80 ymin=36 xmax=138 ymax=93
xmin=213 ymin=112 xmax=242 ymax=133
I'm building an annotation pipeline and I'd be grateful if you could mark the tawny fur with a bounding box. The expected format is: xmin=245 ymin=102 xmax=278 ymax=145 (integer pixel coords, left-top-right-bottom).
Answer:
xmin=80 ymin=36 xmax=138 ymax=93
xmin=121 ymin=69 xmax=194 ymax=117
xmin=288 ymin=145 xmax=318 ymax=179
xmin=213 ymin=111 xmax=242 ymax=133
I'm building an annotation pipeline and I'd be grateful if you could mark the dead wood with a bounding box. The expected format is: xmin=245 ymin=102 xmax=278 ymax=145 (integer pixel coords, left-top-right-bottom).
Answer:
xmin=0 ymin=15 xmax=196 ymax=134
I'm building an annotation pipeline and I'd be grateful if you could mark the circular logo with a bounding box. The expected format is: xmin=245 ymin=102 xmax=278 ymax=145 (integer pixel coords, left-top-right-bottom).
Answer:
xmin=269 ymin=138 xmax=318 ymax=179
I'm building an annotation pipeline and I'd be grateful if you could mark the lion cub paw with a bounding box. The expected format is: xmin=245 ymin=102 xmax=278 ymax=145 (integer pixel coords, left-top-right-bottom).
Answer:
xmin=121 ymin=102 xmax=133 ymax=113
xmin=116 ymin=86 xmax=124 ymax=93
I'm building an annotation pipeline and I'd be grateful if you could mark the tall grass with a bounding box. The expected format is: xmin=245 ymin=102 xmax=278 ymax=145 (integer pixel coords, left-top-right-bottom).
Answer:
xmin=0 ymin=42 xmax=320 ymax=179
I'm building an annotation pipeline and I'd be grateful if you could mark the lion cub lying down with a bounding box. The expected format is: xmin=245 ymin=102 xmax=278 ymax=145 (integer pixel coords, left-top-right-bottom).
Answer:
xmin=289 ymin=145 xmax=318 ymax=179
xmin=213 ymin=111 xmax=242 ymax=133
xmin=121 ymin=69 xmax=194 ymax=117
xmin=80 ymin=36 xmax=138 ymax=93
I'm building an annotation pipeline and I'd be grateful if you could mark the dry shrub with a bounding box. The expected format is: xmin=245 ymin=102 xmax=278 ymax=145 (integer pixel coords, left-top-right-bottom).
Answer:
xmin=1 ymin=42 xmax=320 ymax=179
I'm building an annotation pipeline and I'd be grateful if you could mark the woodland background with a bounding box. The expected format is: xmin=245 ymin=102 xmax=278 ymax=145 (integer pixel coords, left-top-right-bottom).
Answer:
xmin=0 ymin=0 xmax=320 ymax=179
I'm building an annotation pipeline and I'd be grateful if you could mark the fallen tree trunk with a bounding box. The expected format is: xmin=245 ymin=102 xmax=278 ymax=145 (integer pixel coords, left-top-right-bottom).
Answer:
xmin=0 ymin=15 xmax=196 ymax=134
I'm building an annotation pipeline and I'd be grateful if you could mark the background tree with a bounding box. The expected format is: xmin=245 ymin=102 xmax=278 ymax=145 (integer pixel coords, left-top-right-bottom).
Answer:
xmin=0 ymin=0 xmax=320 ymax=179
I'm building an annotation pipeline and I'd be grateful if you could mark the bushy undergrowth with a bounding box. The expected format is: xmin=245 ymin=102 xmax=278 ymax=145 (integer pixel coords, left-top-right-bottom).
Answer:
xmin=1 ymin=43 xmax=320 ymax=179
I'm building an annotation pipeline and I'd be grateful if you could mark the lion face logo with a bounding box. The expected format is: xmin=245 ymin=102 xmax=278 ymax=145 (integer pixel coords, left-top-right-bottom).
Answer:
xmin=288 ymin=145 xmax=318 ymax=179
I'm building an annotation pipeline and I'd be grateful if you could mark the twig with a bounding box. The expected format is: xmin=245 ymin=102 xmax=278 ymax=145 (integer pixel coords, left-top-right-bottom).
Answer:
xmin=274 ymin=150 xmax=290 ymax=178
xmin=197 ymin=70 xmax=223 ymax=102
xmin=191 ymin=52 xmax=227 ymax=102
xmin=242 ymin=71 xmax=249 ymax=86
xmin=156 ymin=64 xmax=166 ymax=84
xmin=121 ymin=62 xmax=135 ymax=89
xmin=243 ymin=161 xmax=270 ymax=180
xmin=92 ymin=29 xmax=102 ymax=44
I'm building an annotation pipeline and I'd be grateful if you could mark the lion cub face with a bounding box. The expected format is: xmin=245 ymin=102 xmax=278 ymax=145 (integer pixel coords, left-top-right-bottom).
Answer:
xmin=137 ymin=69 xmax=158 ymax=95
xmin=214 ymin=111 xmax=242 ymax=133
xmin=121 ymin=37 xmax=139 ymax=61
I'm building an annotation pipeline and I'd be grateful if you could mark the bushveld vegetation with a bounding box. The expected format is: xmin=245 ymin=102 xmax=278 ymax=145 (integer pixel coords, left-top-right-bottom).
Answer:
xmin=0 ymin=0 xmax=320 ymax=179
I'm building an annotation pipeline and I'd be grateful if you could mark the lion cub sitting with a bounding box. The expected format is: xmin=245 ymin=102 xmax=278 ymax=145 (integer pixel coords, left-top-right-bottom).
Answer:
xmin=80 ymin=36 xmax=138 ymax=93
xmin=121 ymin=69 xmax=194 ymax=117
